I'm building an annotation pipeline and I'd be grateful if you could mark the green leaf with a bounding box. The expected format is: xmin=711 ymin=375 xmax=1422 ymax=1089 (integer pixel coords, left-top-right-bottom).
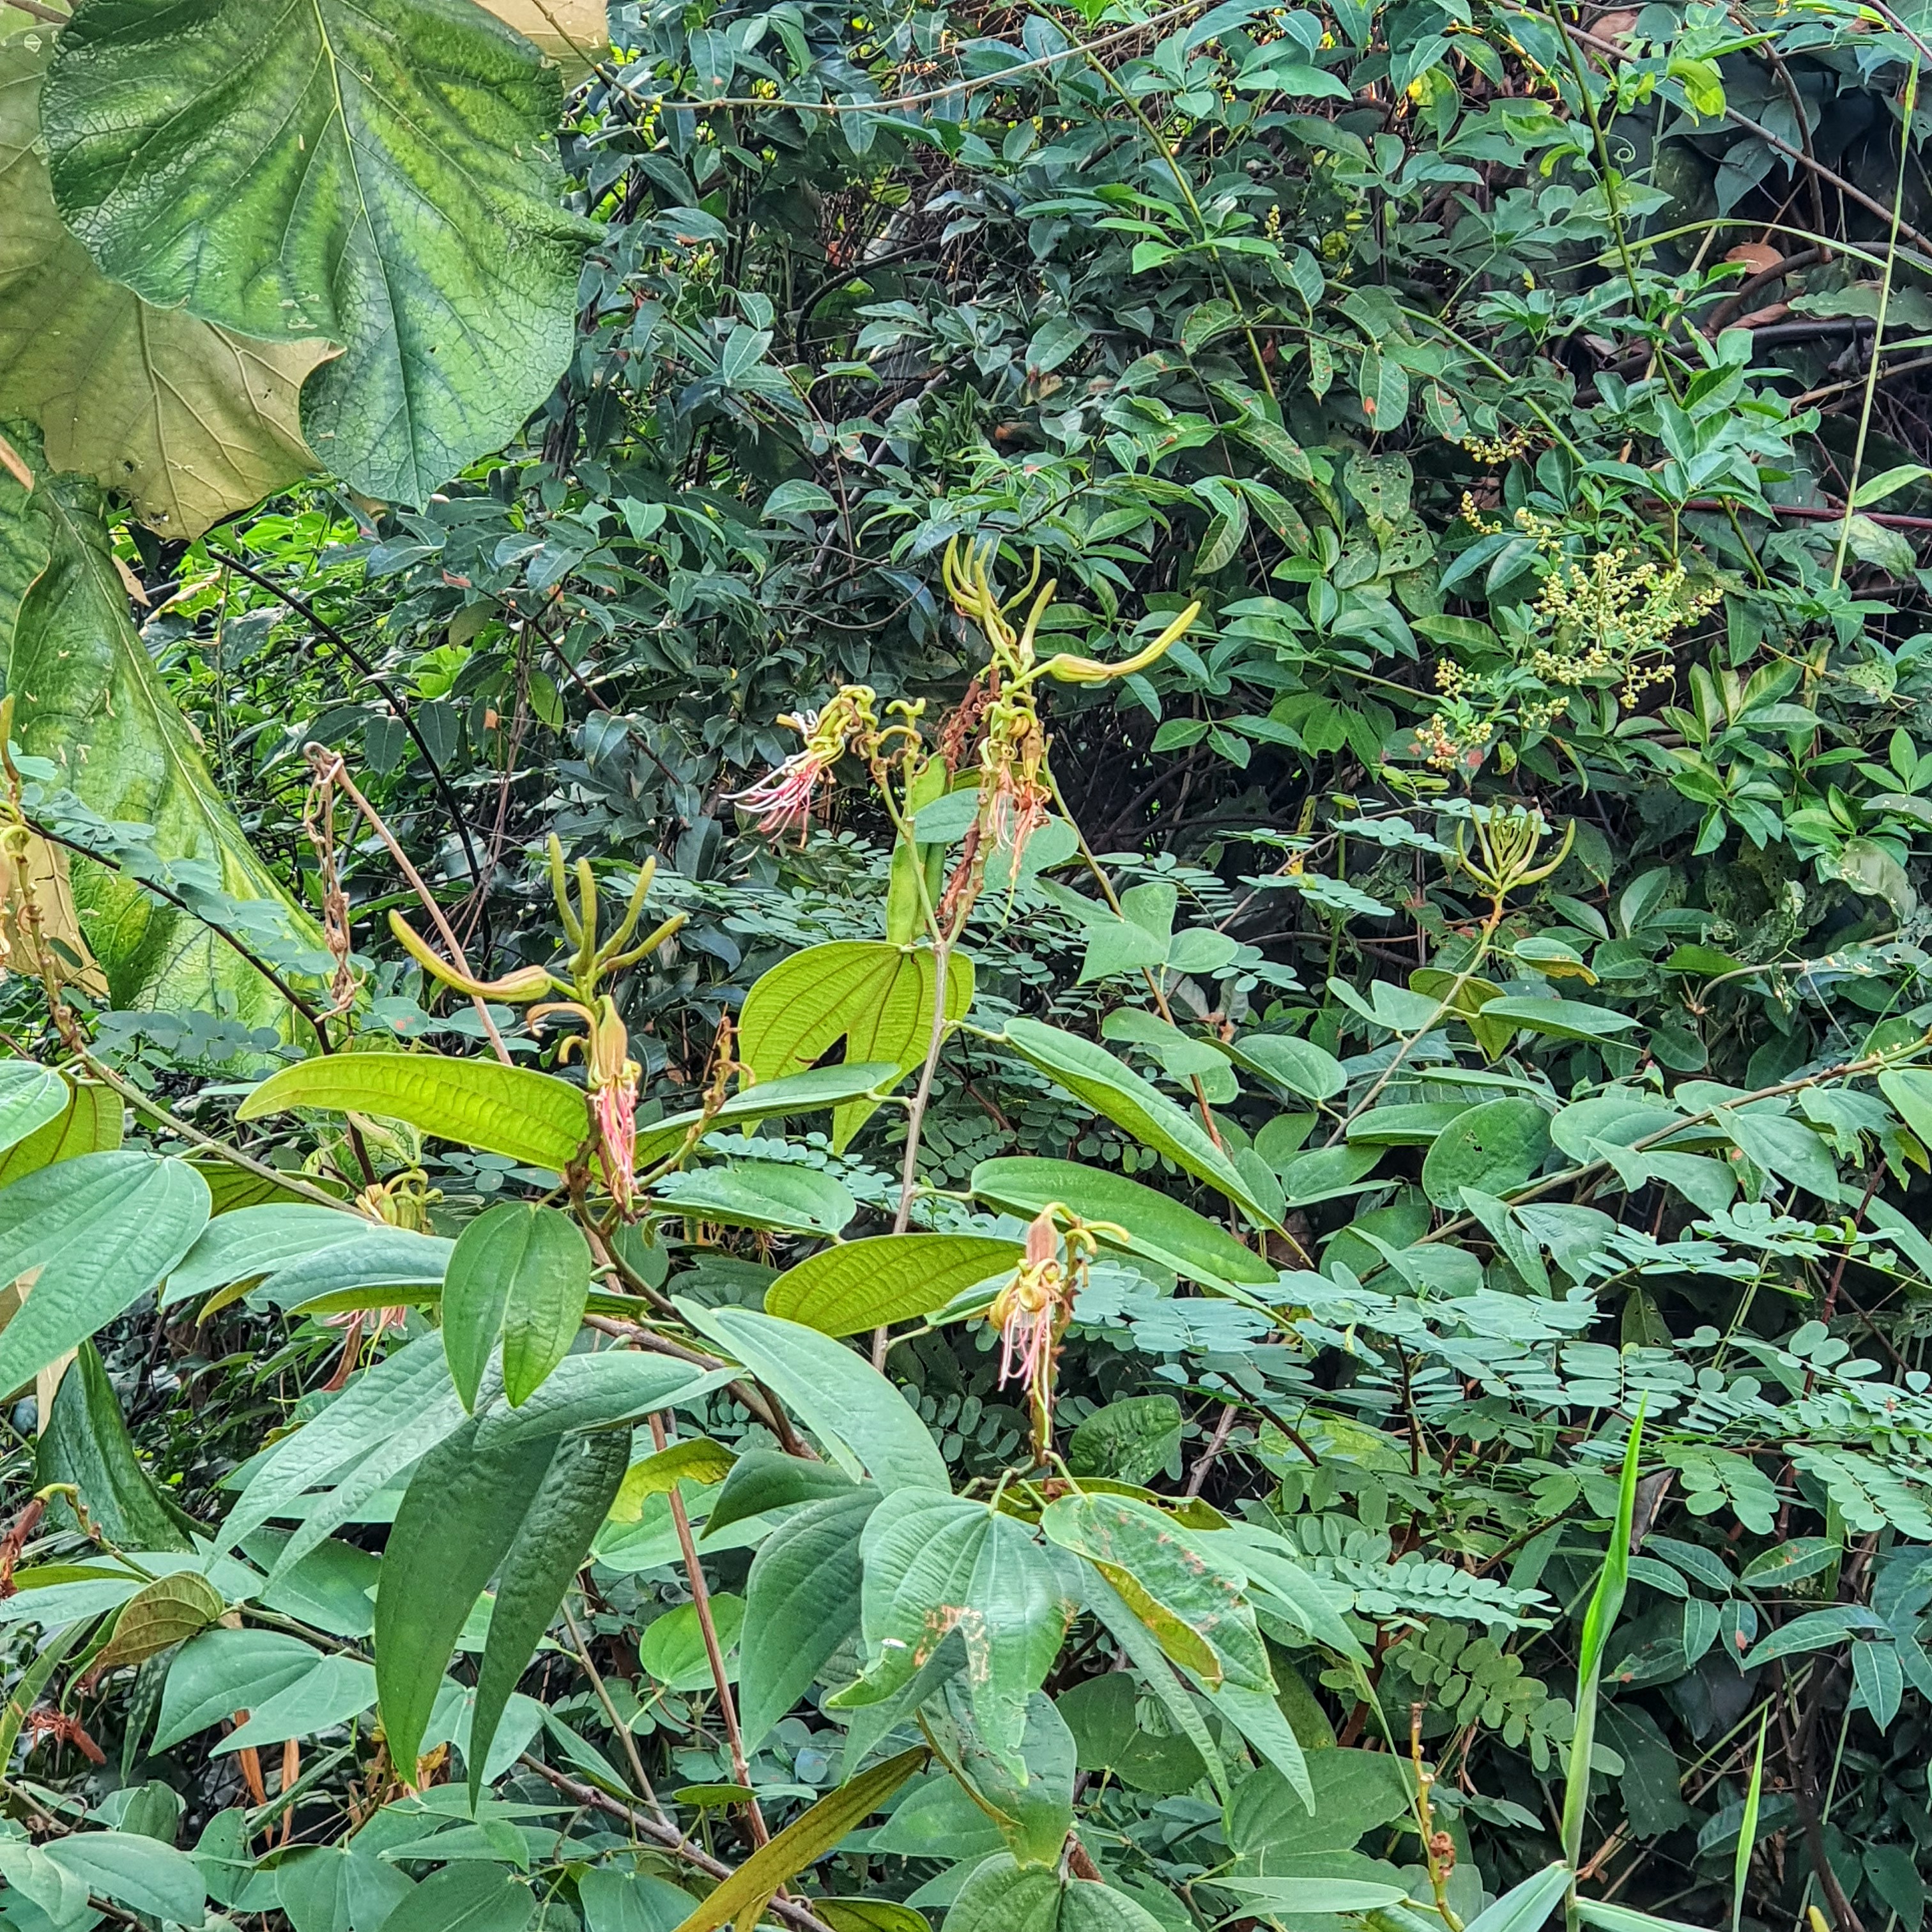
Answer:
xmin=1480 ymin=998 xmax=1640 ymax=1041
xmin=652 ymin=1160 xmax=856 ymax=1238
xmin=493 ymin=1207 xmax=591 ymax=1407
xmin=707 ymin=1448 xmax=861 ymax=1536
xmin=1718 ymin=1108 xmax=1839 ymax=1199
xmin=663 ymin=1748 xmax=924 ymax=1932
xmin=239 ymin=1052 xmax=589 ymax=1171
xmin=579 ymin=1869 xmax=700 ymax=1932
xmin=1577 ymin=1904 xmax=1708 ymax=1932
xmin=2 ymin=471 xmax=318 ymax=1017
xmin=1057 ymin=1673 xmax=1205 ymax=1795
xmin=375 ymin=1865 xmax=533 ymax=1932
xmin=0 ymin=1074 xmax=121 ymax=1188
xmin=610 ymin=1438 xmax=737 ymax=1519
xmin=632 ymin=1061 xmax=905 ymax=1167
xmin=740 ymin=1488 xmax=877 ymax=1747
xmin=154 ymin=1628 xmax=323 ymax=1752
xmin=679 ymin=1303 xmax=951 ymax=1494
xmin=473 ymin=1351 xmax=730 ymax=1447
xmin=930 ymin=1681 xmax=1077 ymax=1869
xmin=970 ymin=1158 xmax=1276 ymax=1291
xmin=445 ymin=1202 xmax=539 ymax=1410
xmin=831 ymin=1490 xmax=1083 ymax=1766
xmin=90 ymin=1569 xmax=226 ymax=1676
xmin=1421 ymin=1098 xmax=1552 ymax=1207
xmin=738 ymin=942 xmax=974 ymax=1149
xmin=374 ymin=1414 xmax=561 ymax=1776
xmin=0 ymin=1060 xmax=77 ymax=1157
xmin=37 ymin=1341 xmax=194 ymax=1549
xmin=640 ymin=1595 xmax=744 ymax=1692
xmin=217 ymin=1652 xmax=376 ymax=1755
xmin=1218 ymin=1877 xmax=1411 ymax=1913
xmin=1229 ymin=1748 xmax=1413 ymax=1864
xmin=43 ymin=0 xmax=588 ymax=508
xmin=821 ymin=1905 xmax=932 ymax=1932
xmin=763 ymin=1233 xmax=1023 ymax=1336
xmin=0 ymin=1152 xmax=210 ymax=1397
xmin=1464 ymin=1863 xmax=1572 ymax=1932
xmin=470 ymin=1426 xmax=629 ymax=1798
xmin=1880 ymin=1068 xmax=1932 ymax=1151
xmin=946 ymin=1858 xmax=1172 ymax=1932
xmin=160 ymin=1204 xmax=368 ymax=1312
xmin=1000 ymin=1018 xmax=1279 ymax=1228
xmin=1040 ymin=1493 xmax=1269 ymax=1693
xmin=43 ymin=1831 xmax=206 ymax=1926
xmin=1227 ymin=1034 xmax=1347 ymax=1101
xmin=0 ymin=33 xmax=326 ymax=537
xmin=1066 ymin=1396 xmax=1183 ymax=1485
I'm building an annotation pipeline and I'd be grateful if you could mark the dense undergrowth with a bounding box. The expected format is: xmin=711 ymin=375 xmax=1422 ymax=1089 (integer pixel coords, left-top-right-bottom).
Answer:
xmin=8 ymin=0 xmax=1932 ymax=1929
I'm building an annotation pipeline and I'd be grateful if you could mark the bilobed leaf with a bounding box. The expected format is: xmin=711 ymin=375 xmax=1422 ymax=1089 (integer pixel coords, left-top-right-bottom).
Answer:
xmin=376 ymin=1864 xmax=533 ymax=1932
xmin=0 ymin=34 xmax=328 ymax=537
xmin=652 ymin=1160 xmax=856 ymax=1237
xmin=739 ymin=1488 xmax=877 ymax=1747
xmin=37 ymin=1342 xmax=194 ymax=1549
xmin=43 ymin=1831 xmax=206 ymax=1926
xmin=830 ymin=1490 xmax=1083 ymax=1767
xmin=664 ymin=1749 xmax=924 ymax=1932
xmin=0 ymin=1060 xmax=75 ymax=1158
xmin=0 ymin=1152 xmax=210 ymax=1397
xmin=470 ymin=1426 xmax=629 ymax=1798
xmin=1040 ymin=1492 xmax=1270 ymax=1693
xmin=971 ymin=1158 xmax=1276 ymax=1291
xmin=738 ymin=940 xmax=974 ymax=1149
xmin=43 ymin=0 xmax=590 ymax=508
xmin=764 ymin=1233 xmax=1023 ymax=1335
xmin=89 ymin=1570 xmax=226 ymax=1675
xmin=0 ymin=1075 xmax=121 ymax=1188
xmin=680 ymin=1303 xmax=950 ymax=1494
xmin=154 ymin=1627 xmax=323 ymax=1751
xmin=239 ymin=1053 xmax=589 ymax=1170
xmin=1421 ymin=1098 xmax=1552 ymax=1207
xmin=374 ymin=1414 xmax=561 ymax=1777
xmin=632 ymin=1061 xmax=905 ymax=1167
xmin=1000 ymin=1018 xmax=1279 ymax=1228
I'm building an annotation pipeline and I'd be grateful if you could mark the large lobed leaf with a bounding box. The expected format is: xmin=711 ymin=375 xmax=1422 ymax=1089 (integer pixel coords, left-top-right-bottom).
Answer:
xmin=42 ymin=0 xmax=593 ymax=507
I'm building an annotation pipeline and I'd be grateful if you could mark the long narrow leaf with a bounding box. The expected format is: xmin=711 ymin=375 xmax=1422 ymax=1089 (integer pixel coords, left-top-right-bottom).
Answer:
xmin=1734 ymin=1708 xmax=1768 ymax=1932
xmin=1561 ymin=1402 xmax=1646 ymax=1912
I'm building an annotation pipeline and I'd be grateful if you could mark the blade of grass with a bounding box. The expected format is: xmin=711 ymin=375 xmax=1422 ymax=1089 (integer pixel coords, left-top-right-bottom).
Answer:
xmin=1563 ymin=1401 xmax=1646 ymax=1931
xmin=1734 ymin=1708 xmax=1769 ymax=1932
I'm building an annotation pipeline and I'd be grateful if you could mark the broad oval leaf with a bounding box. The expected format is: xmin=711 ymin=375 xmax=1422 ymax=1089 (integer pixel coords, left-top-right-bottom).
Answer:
xmin=1000 ymin=1018 xmax=1280 ymax=1229
xmin=970 ymin=1157 xmax=1276 ymax=1291
xmin=43 ymin=1832 xmax=206 ymax=1927
xmin=90 ymin=1570 xmax=225 ymax=1675
xmin=764 ymin=1232 xmax=1024 ymax=1336
xmin=0 ymin=1075 xmax=121 ymax=1188
xmin=0 ymin=1151 xmax=210 ymax=1397
xmin=154 ymin=1627 xmax=323 ymax=1752
xmin=43 ymin=0 xmax=589 ymax=508
xmin=38 ymin=1342 xmax=194 ymax=1549
xmin=238 ymin=1053 xmax=589 ymax=1171
xmin=1480 ymin=997 xmax=1640 ymax=1042
xmin=0 ymin=1059 xmax=75 ymax=1156
xmin=739 ymin=940 xmax=974 ymax=1151
xmin=652 ymin=1159 xmax=856 ymax=1238
xmin=1421 ymin=1097 xmax=1552 ymax=1207
xmin=1226 ymin=1034 xmax=1347 ymax=1101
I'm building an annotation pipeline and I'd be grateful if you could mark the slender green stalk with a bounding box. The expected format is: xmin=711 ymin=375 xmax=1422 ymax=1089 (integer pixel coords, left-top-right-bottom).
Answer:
xmin=1733 ymin=1708 xmax=1769 ymax=1932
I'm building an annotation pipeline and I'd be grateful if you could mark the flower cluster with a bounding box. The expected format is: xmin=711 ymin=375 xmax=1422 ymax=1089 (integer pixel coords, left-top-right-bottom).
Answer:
xmin=724 ymin=685 xmax=881 ymax=836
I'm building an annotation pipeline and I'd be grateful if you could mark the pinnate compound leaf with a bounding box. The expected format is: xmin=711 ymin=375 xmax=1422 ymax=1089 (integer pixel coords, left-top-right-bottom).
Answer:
xmin=739 ymin=1489 xmax=877 ymax=1748
xmin=0 ymin=33 xmax=327 ymax=538
xmin=680 ymin=1303 xmax=950 ymax=1493
xmin=1040 ymin=1492 xmax=1270 ymax=1693
xmin=0 ymin=1152 xmax=210 ymax=1397
xmin=830 ymin=1490 xmax=1083 ymax=1767
xmin=374 ymin=1414 xmax=561 ymax=1777
xmin=1000 ymin=1018 xmax=1279 ymax=1228
xmin=739 ymin=940 xmax=974 ymax=1149
xmin=470 ymin=1426 xmax=629 ymax=1798
xmin=972 ymin=1157 xmax=1276 ymax=1291
xmin=43 ymin=0 xmax=590 ymax=510
xmin=240 ymin=1053 xmax=589 ymax=1171
xmin=764 ymin=1232 xmax=1023 ymax=1335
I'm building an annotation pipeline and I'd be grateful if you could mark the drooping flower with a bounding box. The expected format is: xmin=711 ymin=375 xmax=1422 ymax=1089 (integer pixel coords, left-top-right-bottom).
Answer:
xmin=726 ymin=687 xmax=880 ymax=836
xmin=533 ymin=993 xmax=642 ymax=1214
xmin=987 ymin=1210 xmax=1073 ymax=1449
